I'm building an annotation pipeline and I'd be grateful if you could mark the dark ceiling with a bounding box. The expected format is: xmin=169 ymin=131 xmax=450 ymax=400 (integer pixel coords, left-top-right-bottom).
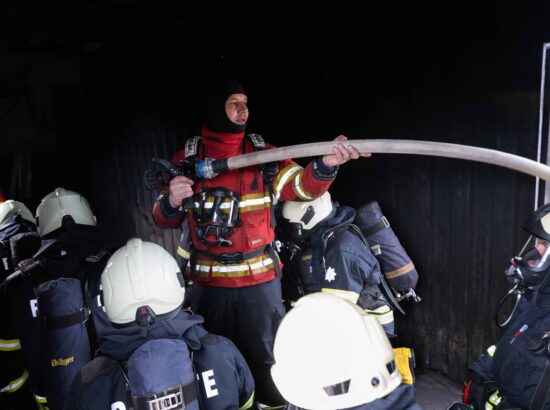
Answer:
xmin=2 ymin=1 xmax=549 ymax=88
xmin=1 ymin=0 xmax=550 ymax=156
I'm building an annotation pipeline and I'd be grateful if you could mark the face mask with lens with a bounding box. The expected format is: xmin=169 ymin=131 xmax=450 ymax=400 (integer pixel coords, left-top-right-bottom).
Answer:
xmin=506 ymin=236 xmax=550 ymax=288
xmin=496 ymin=235 xmax=550 ymax=327
xmin=193 ymin=188 xmax=242 ymax=246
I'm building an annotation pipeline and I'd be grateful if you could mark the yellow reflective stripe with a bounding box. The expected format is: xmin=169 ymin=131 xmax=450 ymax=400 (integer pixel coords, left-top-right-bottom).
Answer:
xmin=0 ymin=338 xmax=21 ymax=351
xmin=292 ymin=169 xmax=314 ymax=200
xmin=34 ymin=394 xmax=48 ymax=403
xmin=195 ymin=254 xmax=276 ymax=278
xmin=177 ymin=246 xmax=190 ymax=260
xmin=194 ymin=193 xmax=272 ymax=213
xmin=485 ymin=390 xmax=502 ymax=409
xmin=1 ymin=369 xmax=29 ymax=393
xmin=321 ymin=288 xmax=360 ymax=304
xmin=366 ymin=306 xmax=395 ymax=325
xmin=240 ymin=392 xmax=255 ymax=410
xmin=34 ymin=394 xmax=50 ymax=410
xmin=487 ymin=345 xmax=496 ymax=357
xmin=239 ymin=193 xmax=271 ymax=213
xmin=273 ymin=165 xmax=302 ymax=200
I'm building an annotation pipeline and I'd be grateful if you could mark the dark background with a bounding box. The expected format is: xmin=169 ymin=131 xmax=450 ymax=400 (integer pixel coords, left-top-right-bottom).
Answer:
xmin=2 ymin=0 xmax=550 ymax=382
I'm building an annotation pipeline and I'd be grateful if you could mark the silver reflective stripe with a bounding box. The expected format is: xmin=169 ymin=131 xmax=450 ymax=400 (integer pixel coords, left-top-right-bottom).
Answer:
xmin=0 ymin=338 xmax=21 ymax=351
xmin=1 ymin=369 xmax=29 ymax=393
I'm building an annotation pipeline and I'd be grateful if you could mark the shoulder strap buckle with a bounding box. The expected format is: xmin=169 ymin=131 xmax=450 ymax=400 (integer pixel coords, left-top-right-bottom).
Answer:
xmin=184 ymin=136 xmax=202 ymax=159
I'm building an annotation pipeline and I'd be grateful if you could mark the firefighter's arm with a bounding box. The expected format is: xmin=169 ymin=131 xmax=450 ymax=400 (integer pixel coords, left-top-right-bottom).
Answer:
xmin=463 ymin=345 xmax=499 ymax=409
xmin=272 ymin=157 xmax=336 ymax=203
xmin=152 ymin=150 xmax=191 ymax=228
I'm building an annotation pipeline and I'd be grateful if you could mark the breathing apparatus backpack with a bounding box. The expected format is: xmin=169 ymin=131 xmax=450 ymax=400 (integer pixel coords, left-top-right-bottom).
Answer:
xmin=15 ymin=248 xmax=110 ymax=410
xmin=35 ymin=277 xmax=92 ymax=410
xmin=354 ymin=201 xmax=421 ymax=304
xmin=119 ymin=338 xmax=200 ymax=410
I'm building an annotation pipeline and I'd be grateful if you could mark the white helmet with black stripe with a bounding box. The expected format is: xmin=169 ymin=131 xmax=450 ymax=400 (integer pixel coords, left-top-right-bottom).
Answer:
xmin=0 ymin=200 xmax=36 ymax=229
xmin=271 ymin=292 xmax=401 ymax=409
xmin=35 ymin=187 xmax=96 ymax=237
xmin=101 ymin=238 xmax=185 ymax=325
xmin=282 ymin=191 xmax=334 ymax=232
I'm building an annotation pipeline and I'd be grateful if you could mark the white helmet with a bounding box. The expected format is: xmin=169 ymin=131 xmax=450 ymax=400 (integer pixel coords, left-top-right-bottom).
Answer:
xmin=35 ymin=187 xmax=97 ymax=237
xmin=0 ymin=200 xmax=36 ymax=228
xmin=101 ymin=238 xmax=185 ymax=325
xmin=271 ymin=292 xmax=401 ymax=409
xmin=282 ymin=191 xmax=334 ymax=231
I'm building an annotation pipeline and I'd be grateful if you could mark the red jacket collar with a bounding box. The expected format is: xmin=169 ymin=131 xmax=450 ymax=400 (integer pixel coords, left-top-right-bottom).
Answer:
xmin=202 ymin=125 xmax=245 ymax=145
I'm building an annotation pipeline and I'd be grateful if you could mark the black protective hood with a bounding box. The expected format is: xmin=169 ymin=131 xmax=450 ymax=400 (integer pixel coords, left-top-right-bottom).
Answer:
xmin=204 ymin=77 xmax=246 ymax=133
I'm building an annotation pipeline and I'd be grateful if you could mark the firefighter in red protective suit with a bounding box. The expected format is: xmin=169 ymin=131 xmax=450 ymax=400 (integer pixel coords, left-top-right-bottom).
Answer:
xmin=152 ymin=77 xmax=370 ymax=406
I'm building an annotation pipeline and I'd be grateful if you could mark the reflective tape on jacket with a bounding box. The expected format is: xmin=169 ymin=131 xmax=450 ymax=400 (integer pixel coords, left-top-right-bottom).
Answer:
xmin=485 ymin=390 xmax=502 ymax=410
xmin=34 ymin=394 xmax=50 ymax=410
xmin=177 ymin=246 xmax=190 ymax=260
xmin=321 ymin=288 xmax=360 ymax=304
xmin=1 ymin=369 xmax=29 ymax=393
xmin=273 ymin=165 xmax=314 ymax=201
xmin=194 ymin=192 xmax=272 ymax=213
xmin=193 ymin=253 xmax=277 ymax=279
xmin=366 ymin=305 xmax=395 ymax=326
xmin=291 ymin=168 xmax=314 ymax=200
xmin=239 ymin=392 xmax=255 ymax=410
xmin=0 ymin=338 xmax=21 ymax=351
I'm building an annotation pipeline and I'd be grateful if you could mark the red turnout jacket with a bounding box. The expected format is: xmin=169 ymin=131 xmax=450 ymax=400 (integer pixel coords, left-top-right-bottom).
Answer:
xmin=153 ymin=126 xmax=336 ymax=287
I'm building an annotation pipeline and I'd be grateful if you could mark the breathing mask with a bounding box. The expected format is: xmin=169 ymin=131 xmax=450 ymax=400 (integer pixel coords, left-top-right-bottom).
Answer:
xmin=193 ymin=188 xmax=242 ymax=246
xmin=506 ymin=236 xmax=550 ymax=288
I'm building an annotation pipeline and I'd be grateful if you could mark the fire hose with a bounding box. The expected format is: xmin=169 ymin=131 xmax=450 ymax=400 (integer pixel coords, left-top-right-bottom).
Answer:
xmin=208 ymin=139 xmax=550 ymax=181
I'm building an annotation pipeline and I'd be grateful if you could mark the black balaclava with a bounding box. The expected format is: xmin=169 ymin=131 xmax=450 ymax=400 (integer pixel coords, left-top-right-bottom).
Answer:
xmin=204 ymin=78 xmax=247 ymax=133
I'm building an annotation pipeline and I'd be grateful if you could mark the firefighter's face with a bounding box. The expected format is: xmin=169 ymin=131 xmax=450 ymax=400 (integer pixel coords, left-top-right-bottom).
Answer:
xmin=529 ymin=237 xmax=550 ymax=266
xmin=225 ymin=93 xmax=248 ymax=126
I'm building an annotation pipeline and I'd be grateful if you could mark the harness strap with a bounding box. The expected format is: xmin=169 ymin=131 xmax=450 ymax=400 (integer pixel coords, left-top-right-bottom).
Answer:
xmin=132 ymin=383 xmax=197 ymax=410
xmin=197 ymin=245 xmax=267 ymax=264
xmin=43 ymin=308 xmax=89 ymax=330
xmin=333 ymin=223 xmax=406 ymax=315
xmin=119 ymin=358 xmax=200 ymax=410
xmin=266 ymin=243 xmax=283 ymax=279
xmin=362 ymin=216 xmax=390 ymax=237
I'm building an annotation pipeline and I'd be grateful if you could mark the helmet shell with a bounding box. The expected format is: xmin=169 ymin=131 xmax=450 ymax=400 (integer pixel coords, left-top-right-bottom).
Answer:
xmin=271 ymin=292 xmax=401 ymax=409
xmin=101 ymin=238 xmax=185 ymax=324
xmin=35 ymin=187 xmax=96 ymax=237
xmin=0 ymin=200 xmax=36 ymax=228
xmin=282 ymin=191 xmax=334 ymax=231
